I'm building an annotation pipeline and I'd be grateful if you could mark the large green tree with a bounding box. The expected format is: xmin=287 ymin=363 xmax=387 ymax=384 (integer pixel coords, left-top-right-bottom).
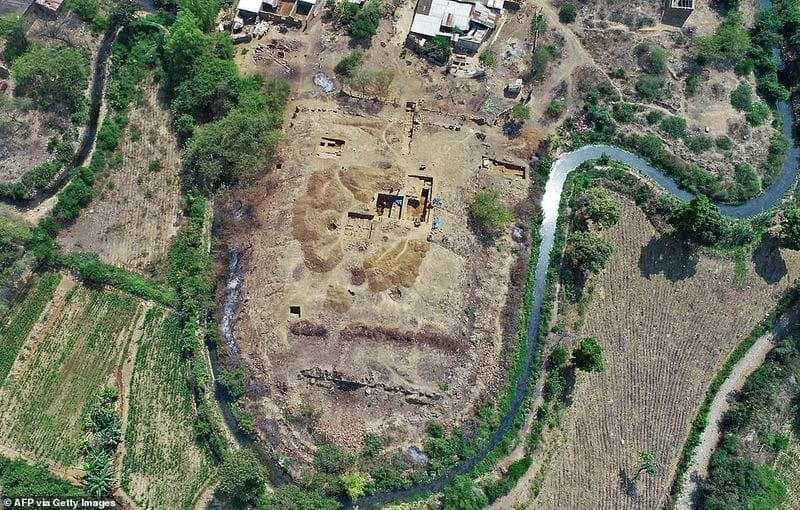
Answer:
xmin=182 ymin=107 xmax=282 ymax=191
xmin=0 ymin=14 xmax=28 ymax=62
xmin=572 ymin=336 xmax=605 ymax=373
xmin=669 ymin=194 xmax=727 ymax=246
xmin=218 ymin=450 xmax=267 ymax=505
xmin=10 ymin=45 xmax=89 ymax=116
xmin=442 ymin=475 xmax=489 ymax=510
xmin=567 ymin=231 xmax=613 ymax=273
xmin=470 ymin=190 xmax=513 ymax=234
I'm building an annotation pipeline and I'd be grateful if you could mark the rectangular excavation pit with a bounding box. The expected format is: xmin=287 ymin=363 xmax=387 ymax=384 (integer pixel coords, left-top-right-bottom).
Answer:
xmin=345 ymin=212 xmax=375 ymax=239
xmin=404 ymin=175 xmax=433 ymax=223
xmin=317 ymin=137 xmax=346 ymax=158
xmin=376 ymin=193 xmax=404 ymax=220
xmin=483 ymin=157 xmax=526 ymax=179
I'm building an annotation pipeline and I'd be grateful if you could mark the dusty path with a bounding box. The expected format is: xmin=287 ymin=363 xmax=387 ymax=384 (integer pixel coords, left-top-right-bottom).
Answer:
xmin=675 ymin=305 xmax=800 ymax=509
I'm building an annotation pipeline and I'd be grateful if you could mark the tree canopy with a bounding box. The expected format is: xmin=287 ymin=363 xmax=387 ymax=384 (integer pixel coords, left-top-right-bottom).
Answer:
xmin=669 ymin=194 xmax=727 ymax=246
xmin=10 ymin=45 xmax=89 ymax=117
xmin=572 ymin=336 xmax=605 ymax=373
xmin=782 ymin=208 xmax=800 ymax=249
xmin=0 ymin=14 xmax=28 ymax=62
xmin=350 ymin=0 xmax=381 ymax=39
xmin=584 ymin=188 xmax=620 ymax=228
xmin=218 ymin=450 xmax=268 ymax=505
xmin=567 ymin=231 xmax=613 ymax=273
xmin=442 ymin=475 xmax=489 ymax=510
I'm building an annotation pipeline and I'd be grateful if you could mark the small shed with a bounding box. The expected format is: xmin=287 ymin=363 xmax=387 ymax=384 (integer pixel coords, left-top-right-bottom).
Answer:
xmin=237 ymin=0 xmax=262 ymax=17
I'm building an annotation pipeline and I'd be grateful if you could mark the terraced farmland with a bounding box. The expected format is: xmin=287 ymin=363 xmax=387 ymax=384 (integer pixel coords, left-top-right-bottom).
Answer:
xmin=0 ymin=273 xmax=61 ymax=385
xmin=532 ymin=198 xmax=800 ymax=509
xmin=0 ymin=275 xmax=144 ymax=467
xmin=120 ymin=307 xmax=216 ymax=510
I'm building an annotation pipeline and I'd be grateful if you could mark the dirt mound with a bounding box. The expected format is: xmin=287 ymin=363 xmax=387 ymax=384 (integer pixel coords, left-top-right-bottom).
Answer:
xmin=325 ymin=286 xmax=352 ymax=313
xmin=363 ymin=239 xmax=430 ymax=292
xmin=291 ymin=166 xmax=350 ymax=272
xmin=339 ymin=166 xmax=403 ymax=203
xmin=289 ymin=320 xmax=328 ymax=337
xmin=350 ymin=266 xmax=366 ymax=286
xmin=340 ymin=323 xmax=462 ymax=352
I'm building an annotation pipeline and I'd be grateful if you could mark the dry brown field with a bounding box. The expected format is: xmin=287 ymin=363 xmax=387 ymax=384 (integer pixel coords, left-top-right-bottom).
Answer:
xmin=505 ymin=197 xmax=800 ymax=509
xmin=57 ymin=82 xmax=183 ymax=276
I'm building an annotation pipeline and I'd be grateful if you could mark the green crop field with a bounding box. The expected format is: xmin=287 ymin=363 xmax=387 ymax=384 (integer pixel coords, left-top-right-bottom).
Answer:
xmin=0 ymin=273 xmax=61 ymax=386
xmin=776 ymin=421 xmax=800 ymax=510
xmin=120 ymin=307 xmax=215 ymax=509
xmin=0 ymin=277 xmax=141 ymax=466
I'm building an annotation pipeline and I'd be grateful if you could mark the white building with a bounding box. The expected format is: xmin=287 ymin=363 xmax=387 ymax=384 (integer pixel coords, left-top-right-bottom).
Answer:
xmin=408 ymin=0 xmax=500 ymax=55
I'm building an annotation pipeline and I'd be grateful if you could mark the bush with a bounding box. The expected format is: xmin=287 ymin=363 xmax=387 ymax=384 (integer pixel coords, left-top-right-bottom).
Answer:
xmin=0 ymin=14 xmax=28 ymax=62
xmin=730 ymin=82 xmax=753 ymax=111
xmin=470 ymin=190 xmax=513 ymax=233
xmin=546 ymin=98 xmax=567 ymax=118
xmin=584 ymin=188 xmax=620 ymax=227
xmin=479 ymin=49 xmax=496 ymax=68
xmin=572 ymin=336 xmax=604 ymax=372
xmin=218 ymin=450 xmax=268 ymax=505
xmin=611 ymin=102 xmax=636 ymax=123
xmin=669 ymin=194 xmax=727 ymax=246
xmin=314 ymin=442 xmax=355 ymax=475
xmin=686 ymin=73 xmax=700 ymax=95
xmin=734 ymin=163 xmax=759 ymax=200
xmin=688 ymin=135 xmax=714 ymax=153
xmin=529 ymin=44 xmax=555 ymax=81
xmin=745 ymin=101 xmax=770 ymax=126
xmin=11 ymin=45 xmax=90 ymax=117
xmin=635 ymin=75 xmax=667 ymax=100
xmin=646 ymin=110 xmax=663 ymax=124
xmin=424 ymin=34 xmax=452 ymax=64
xmin=635 ymin=42 xmax=668 ymax=74
xmin=559 ymin=3 xmax=577 ymax=23
xmin=334 ymin=49 xmax=363 ymax=78
xmin=715 ymin=135 xmax=733 ymax=150
xmin=659 ymin=115 xmax=687 ymax=139
xmin=442 ymin=476 xmax=489 ymax=509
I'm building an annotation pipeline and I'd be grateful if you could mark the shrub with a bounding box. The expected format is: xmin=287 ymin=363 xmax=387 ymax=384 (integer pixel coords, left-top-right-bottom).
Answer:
xmin=686 ymin=73 xmax=700 ymax=95
xmin=424 ymin=35 xmax=452 ymax=63
xmin=572 ymin=337 xmax=604 ymax=373
xmin=635 ymin=75 xmax=667 ymax=100
xmin=479 ymin=49 xmax=496 ymax=68
xmin=646 ymin=110 xmax=663 ymax=124
xmin=218 ymin=450 xmax=267 ymax=505
xmin=530 ymin=45 xmax=555 ymax=81
xmin=584 ymin=188 xmax=620 ymax=227
xmin=611 ymin=102 xmax=636 ymax=123
xmin=688 ymin=135 xmax=714 ymax=153
xmin=546 ymin=98 xmax=567 ymax=118
xmin=669 ymin=194 xmax=727 ymax=246
xmin=334 ymin=49 xmax=363 ymax=78
xmin=559 ymin=3 xmax=577 ymax=23
xmin=635 ymin=42 xmax=668 ymax=74
xmin=10 ymin=45 xmax=90 ymax=117
xmin=730 ymin=83 xmax=753 ymax=111
xmin=511 ymin=101 xmax=530 ymax=122
xmin=567 ymin=231 xmax=612 ymax=273
xmin=715 ymin=135 xmax=733 ymax=150
xmin=470 ymin=191 xmax=513 ymax=233
xmin=659 ymin=115 xmax=687 ymax=139
xmin=314 ymin=443 xmax=355 ymax=475
xmin=442 ymin=476 xmax=489 ymax=509
xmin=745 ymin=101 xmax=770 ymax=126
xmin=734 ymin=163 xmax=759 ymax=199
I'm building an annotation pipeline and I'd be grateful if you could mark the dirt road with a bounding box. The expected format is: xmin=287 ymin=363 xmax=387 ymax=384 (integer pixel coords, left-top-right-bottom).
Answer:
xmin=674 ymin=306 xmax=800 ymax=509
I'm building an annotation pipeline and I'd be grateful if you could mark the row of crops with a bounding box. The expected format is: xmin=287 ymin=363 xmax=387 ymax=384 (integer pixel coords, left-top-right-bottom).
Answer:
xmin=120 ymin=307 xmax=216 ymax=509
xmin=0 ymin=272 xmax=61 ymax=385
xmin=0 ymin=278 xmax=140 ymax=466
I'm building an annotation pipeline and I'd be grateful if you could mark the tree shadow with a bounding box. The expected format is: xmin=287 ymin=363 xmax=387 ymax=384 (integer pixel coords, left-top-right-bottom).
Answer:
xmin=618 ymin=468 xmax=638 ymax=499
xmin=752 ymin=234 xmax=788 ymax=284
xmin=639 ymin=236 xmax=698 ymax=282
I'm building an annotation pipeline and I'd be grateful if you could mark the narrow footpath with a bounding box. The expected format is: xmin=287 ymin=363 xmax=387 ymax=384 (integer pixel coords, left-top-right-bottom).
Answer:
xmin=675 ymin=304 xmax=800 ymax=509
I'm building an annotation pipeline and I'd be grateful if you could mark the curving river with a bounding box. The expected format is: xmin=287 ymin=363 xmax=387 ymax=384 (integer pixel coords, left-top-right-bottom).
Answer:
xmin=354 ymin=22 xmax=799 ymax=510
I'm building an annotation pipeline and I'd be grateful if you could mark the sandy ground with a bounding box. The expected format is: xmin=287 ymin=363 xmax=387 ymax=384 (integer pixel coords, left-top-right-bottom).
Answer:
xmin=675 ymin=304 xmax=800 ymax=509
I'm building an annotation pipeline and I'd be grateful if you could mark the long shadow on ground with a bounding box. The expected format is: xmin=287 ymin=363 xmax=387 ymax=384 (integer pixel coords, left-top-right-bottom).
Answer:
xmin=752 ymin=234 xmax=788 ymax=284
xmin=639 ymin=236 xmax=698 ymax=282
